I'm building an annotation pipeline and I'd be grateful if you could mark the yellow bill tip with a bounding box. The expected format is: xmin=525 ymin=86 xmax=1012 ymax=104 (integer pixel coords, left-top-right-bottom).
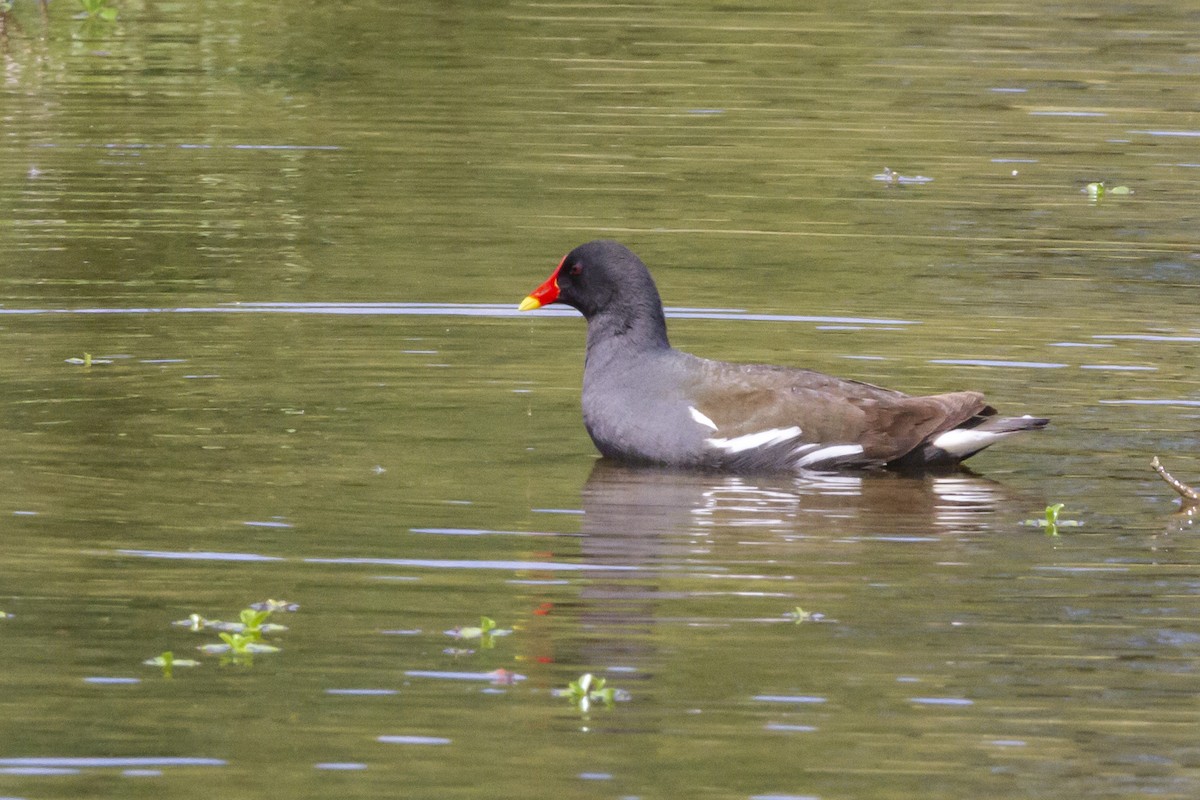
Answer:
xmin=517 ymin=295 xmax=542 ymax=312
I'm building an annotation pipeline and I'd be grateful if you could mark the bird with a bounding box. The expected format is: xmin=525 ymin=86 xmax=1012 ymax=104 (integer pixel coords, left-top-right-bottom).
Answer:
xmin=518 ymin=240 xmax=1048 ymax=472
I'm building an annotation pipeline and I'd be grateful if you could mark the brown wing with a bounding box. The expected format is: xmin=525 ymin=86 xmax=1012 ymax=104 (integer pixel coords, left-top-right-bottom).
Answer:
xmin=687 ymin=358 xmax=989 ymax=464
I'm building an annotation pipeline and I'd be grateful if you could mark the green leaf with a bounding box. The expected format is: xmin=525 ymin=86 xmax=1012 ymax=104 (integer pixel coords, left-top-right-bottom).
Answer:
xmin=239 ymin=608 xmax=271 ymax=630
xmin=561 ymin=673 xmax=623 ymax=711
xmin=593 ymin=687 xmax=616 ymax=707
xmin=144 ymin=651 xmax=199 ymax=669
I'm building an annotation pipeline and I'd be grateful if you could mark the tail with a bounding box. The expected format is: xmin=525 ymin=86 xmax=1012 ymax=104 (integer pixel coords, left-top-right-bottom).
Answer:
xmin=892 ymin=413 xmax=1049 ymax=469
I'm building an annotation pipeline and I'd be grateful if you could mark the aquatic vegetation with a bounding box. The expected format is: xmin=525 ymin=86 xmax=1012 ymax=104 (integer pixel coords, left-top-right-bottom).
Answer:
xmin=1044 ymin=502 xmax=1064 ymax=532
xmin=65 ymin=353 xmax=113 ymax=366
xmin=447 ymin=616 xmax=496 ymax=639
xmin=171 ymin=613 xmax=212 ymax=632
xmin=1022 ymin=503 xmax=1082 ymax=536
xmin=202 ymin=632 xmax=281 ymax=656
xmin=199 ymin=607 xmax=284 ymax=654
xmin=208 ymin=619 xmax=289 ymax=635
xmin=143 ymin=651 xmax=200 ymax=677
xmin=75 ymin=0 xmax=117 ymax=20
xmin=786 ymin=607 xmax=825 ymax=624
xmin=171 ymin=608 xmax=288 ymax=635
xmin=231 ymin=608 xmax=285 ymax=636
xmin=1084 ymin=182 xmax=1132 ymax=201
xmin=554 ymin=673 xmax=628 ymax=712
xmin=160 ymin=601 xmax=292 ymax=666
xmin=250 ymin=599 xmax=300 ymax=612
xmin=445 ymin=616 xmax=511 ymax=649
xmin=873 ymin=167 xmax=933 ymax=186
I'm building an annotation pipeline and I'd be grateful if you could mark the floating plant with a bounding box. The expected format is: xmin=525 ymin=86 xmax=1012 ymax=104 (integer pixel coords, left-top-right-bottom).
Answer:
xmin=143 ymin=651 xmax=200 ymax=677
xmin=250 ymin=599 xmax=300 ymax=613
xmin=446 ymin=616 xmax=496 ymax=640
xmin=199 ymin=632 xmax=281 ymax=656
xmin=554 ymin=673 xmax=629 ymax=712
xmin=1022 ymin=503 xmax=1082 ymax=536
xmin=206 ymin=608 xmax=288 ymax=635
xmin=171 ymin=613 xmax=213 ymax=632
xmin=1084 ymin=182 xmax=1132 ymax=201
xmin=65 ymin=353 xmax=114 ymax=366
xmin=873 ymin=167 xmax=933 ymax=186
xmin=164 ymin=601 xmax=295 ymax=666
xmin=785 ymin=607 xmax=826 ymax=624
xmin=445 ymin=616 xmax=511 ymax=649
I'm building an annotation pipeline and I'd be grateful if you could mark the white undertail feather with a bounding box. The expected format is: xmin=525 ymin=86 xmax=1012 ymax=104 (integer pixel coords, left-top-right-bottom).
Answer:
xmin=795 ymin=444 xmax=865 ymax=468
xmin=706 ymin=426 xmax=802 ymax=454
xmin=688 ymin=406 xmax=719 ymax=431
xmin=930 ymin=427 xmax=1016 ymax=458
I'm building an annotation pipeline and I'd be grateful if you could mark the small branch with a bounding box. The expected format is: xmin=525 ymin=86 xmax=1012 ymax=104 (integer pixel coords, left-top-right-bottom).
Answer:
xmin=1151 ymin=456 xmax=1200 ymax=503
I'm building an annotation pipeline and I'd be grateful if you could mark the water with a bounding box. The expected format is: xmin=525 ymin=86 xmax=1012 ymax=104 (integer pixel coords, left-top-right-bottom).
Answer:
xmin=2 ymin=1 xmax=1199 ymax=798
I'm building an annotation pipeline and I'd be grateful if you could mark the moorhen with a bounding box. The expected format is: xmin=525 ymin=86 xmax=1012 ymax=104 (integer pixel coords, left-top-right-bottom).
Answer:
xmin=519 ymin=240 xmax=1048 ymax=471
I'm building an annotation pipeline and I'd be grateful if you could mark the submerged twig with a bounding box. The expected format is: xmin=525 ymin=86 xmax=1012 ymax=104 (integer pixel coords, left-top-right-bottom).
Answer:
xmin=1151 ymin=457 xmax=1200 ymax=504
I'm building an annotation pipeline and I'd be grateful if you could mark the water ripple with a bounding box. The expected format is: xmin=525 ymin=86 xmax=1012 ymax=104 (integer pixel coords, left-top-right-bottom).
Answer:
xmin=118 ymin=549 xmax=284 ymax=562
xmin=0 ymin=302 xmax=917 ymax=327
xmin=0 ymin=757 xmax=225 ymax=768
xmin=377 ymin=735 xmax=451 ymax=746
xmin=928 ymin=358 xmax=1068 ymax=369
xmin=311 ymin=557 xmax=637 ymax=572
xmin=116 ymin=549 xmax=638 ymax=571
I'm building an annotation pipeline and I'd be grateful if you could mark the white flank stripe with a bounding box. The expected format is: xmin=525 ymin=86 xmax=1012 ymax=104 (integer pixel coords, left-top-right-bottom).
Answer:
xmin=795 ymin=444 xmax=865 ymax=468
xmin=706 ymin=426 xmax=802 ymax=454
xmin=930 ymin=428 xmax=1011 ymax=457
xmin=688 ymin=406 xmax=719 ymax=431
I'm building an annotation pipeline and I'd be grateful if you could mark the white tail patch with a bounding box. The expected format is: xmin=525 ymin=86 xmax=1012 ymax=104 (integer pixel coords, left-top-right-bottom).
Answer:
xmin=688 ymin=406 xmax=719 ymax=431
xmin=706 ymin=426 xmax=802 ymax=454
xmin=930 ymin=428 xmax=1013 ymax=458
xmin=795 ymin=444 xmax=865 ymax=468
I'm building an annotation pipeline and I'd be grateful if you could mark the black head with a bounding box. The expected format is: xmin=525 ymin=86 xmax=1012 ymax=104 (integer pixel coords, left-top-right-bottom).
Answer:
xmin=520 ymin=240 xmax=664 ymax=322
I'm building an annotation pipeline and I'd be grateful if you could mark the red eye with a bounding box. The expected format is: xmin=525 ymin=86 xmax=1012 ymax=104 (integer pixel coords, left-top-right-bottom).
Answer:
xmin=569 ymin=263 xmax=583 ymax=276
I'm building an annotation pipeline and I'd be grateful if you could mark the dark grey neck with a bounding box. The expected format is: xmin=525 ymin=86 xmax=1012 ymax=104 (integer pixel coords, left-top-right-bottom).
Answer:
xmin=584 ymin=293 xmax=672 ymax=367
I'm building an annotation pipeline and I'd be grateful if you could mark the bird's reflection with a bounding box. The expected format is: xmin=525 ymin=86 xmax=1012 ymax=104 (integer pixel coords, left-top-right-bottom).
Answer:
xmin=568 ymin=461 xmax=1019 ymax=675
xmin=579 ymin=460 xmax=1009 ymax=550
